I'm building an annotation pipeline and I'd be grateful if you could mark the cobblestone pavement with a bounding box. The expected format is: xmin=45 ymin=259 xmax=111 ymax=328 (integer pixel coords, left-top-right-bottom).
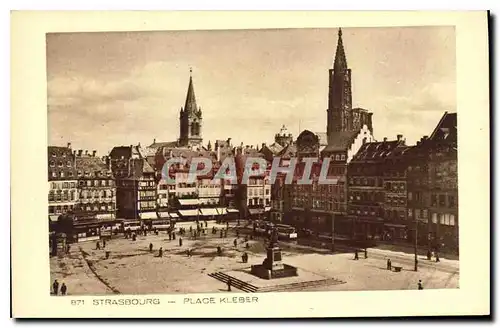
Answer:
xmin=49 ymin=221 xmax=459 ymax=296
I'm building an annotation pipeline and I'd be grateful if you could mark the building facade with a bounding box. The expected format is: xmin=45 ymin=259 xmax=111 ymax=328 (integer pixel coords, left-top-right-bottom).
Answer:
xmin=75 ymin=150 xmax=116 ymax=221
xmin=48 ymin=144 xmax=78 ymax=224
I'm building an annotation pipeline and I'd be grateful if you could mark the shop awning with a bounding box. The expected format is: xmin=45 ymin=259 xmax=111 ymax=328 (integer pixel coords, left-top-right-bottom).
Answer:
xmin=199 ymin=208 xmax=219 ymax=216
xmin=178 ymin=209 xmax=200 ymax=217
xmin=226 ymin=208 xmax=239 ymax=213
xmin=384 ymin=223 xmax=407 ymax=228
xmin=178 ymin=199 xmax=200 ymax=206
xmin=49 ymin=215 xmax=59 ymax=222
xmin=249 ymin=208 xmax=264 ymax=215
xmin=158 ymin=212 xmax=170 ymax=218
xmin=96 ymin=213 xmax=114 ymax=220
xmin=139 ymin=212 xmax=158 ymax=219
xmin=169 ymin=212 xmax=179 ymax=218
xmin=264 ymin=207 xmax=271 ymax=212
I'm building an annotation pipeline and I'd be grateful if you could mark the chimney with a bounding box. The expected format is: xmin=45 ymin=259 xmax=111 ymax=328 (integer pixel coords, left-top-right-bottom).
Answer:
xmin=67 ymin=142 xmax=71 ymax=149
xmin=78 ymin=149 xmax=83 ymax=156
xmin=262 ymin=143 xmax=266 ymax=149
xmin=73 ymin=150 xmax=76 ymax=156
xmin=85 ymin=150 xmax=88 ymax=156
xmin=227 ymin=138 xmax=232 ymax=145
xmin=383 ymin=137 xmax=387 ymax=142
xmin=153 ymin=138 xmax=156 ymax=144
xmin=416 ymin=141 xmax=421 ymax=146
xmin=397 ymin=134 xmax=403 ymax=141
xmin=92 ymin=150 xmax=97 ymax=157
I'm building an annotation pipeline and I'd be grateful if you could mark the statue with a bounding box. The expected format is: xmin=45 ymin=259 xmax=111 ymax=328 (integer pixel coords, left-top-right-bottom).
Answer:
xmin=269 ymin=226 xmax=279 ymax=248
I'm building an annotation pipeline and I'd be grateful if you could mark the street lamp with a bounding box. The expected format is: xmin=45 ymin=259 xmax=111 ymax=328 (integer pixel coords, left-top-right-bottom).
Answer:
xmin=414 ymin=215 xmax=418 ymax=272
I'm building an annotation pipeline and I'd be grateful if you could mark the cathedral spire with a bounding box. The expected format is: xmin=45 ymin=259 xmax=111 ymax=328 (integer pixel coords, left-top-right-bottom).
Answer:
xmin=184 ymin=68 xmax=198 ymax=114
xmin=333 ymin=28 xmax=347 ymax=71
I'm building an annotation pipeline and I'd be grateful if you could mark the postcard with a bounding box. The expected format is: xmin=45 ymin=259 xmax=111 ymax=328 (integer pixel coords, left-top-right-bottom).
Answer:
xmin=11 ymin=10 xmax=490 ymax=318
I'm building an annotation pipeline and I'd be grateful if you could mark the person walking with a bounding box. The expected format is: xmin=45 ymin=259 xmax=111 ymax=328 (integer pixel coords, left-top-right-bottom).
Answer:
xmin=179 ymin=237 xmax=183 ymax=247
xmin=436 ymin=253 xmax=440 ymax=263
xmin=354 ymin=250 xmax=359 ymax=260
xmin=159 ymin=247 xmax=163 ymax=257
xmin=387 ymin=259 xmax=392 ymax=271
xmin=103 ymin=239 xmax=106 ymax=248
xmin=60 ymin=283 xmax=67 ymax=296
xmin=427 ymin=250 xmax=432 ymax=260
xmin=418 ymin=280 xmax=424 ymax=290
xmin=96 ymin=241 xmax=100 ymax=250
xmin=52 ymin=279 xmax=59 ymax=295
xmin=149 ymin=243 xmax=153 ymax=252
xmin=364 ymin=249 xmax=368 ymax=259
xmin=233 ymin=239 xmax=238 ymax=248
xmin=227 ymin=277 xmax=232 ymax=292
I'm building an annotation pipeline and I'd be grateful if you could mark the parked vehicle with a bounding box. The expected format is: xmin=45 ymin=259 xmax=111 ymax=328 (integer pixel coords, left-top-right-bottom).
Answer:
xmin=276 ymin=224 xmax=298 ymax=240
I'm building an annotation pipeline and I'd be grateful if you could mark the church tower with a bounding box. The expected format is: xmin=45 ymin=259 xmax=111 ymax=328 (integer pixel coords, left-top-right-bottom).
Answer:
xmin=179 ymin=69 xmax=203 ymax=147
xmin=327 ymin=28 xmax=353 ymax=142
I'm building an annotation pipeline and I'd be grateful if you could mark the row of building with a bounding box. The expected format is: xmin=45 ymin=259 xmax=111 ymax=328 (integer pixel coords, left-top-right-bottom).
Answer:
xmin=48 ymin=28 xmax=458 ymax=254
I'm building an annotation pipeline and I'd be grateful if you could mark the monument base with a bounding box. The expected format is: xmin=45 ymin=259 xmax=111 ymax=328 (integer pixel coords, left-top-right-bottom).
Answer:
xmin=250 ymin=246 xmax=298 ymax=280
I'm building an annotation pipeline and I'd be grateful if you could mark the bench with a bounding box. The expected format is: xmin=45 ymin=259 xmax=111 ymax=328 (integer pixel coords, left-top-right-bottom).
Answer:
xmin=393 ymin=266 xmax=402 ymax=272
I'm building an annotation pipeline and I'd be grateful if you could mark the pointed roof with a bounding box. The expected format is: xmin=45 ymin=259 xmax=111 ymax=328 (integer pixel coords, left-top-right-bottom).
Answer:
xmin=184 ymin=69 xmax=198 ymax=113
xmin=333 ymin=28 xmax=348 ymax=71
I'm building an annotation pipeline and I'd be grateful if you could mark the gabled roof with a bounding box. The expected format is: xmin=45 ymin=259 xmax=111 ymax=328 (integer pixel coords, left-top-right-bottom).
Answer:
xmin=278 ymin=142 xmax=297 ymax=158
xmin=429 ymin=112 xmax=457 ymax=143
xmin=321 ymin=130 xmax=359 ymax=153
xmin=148 ymin=141 xmax=179 ymax=149
xmin=75 ymin=156 xmax=110 ymax=175
xmin=351 ymin=140 xmax=405 ymax=163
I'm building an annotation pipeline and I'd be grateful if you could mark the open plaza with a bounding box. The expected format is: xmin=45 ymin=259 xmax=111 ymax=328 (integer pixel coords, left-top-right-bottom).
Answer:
xmin=50 ymin=220 xmax=459 ymax=296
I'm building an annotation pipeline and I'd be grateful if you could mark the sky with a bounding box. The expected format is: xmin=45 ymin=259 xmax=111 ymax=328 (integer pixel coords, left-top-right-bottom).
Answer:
xmin=47 ymin=26 xmax=456 ymax=156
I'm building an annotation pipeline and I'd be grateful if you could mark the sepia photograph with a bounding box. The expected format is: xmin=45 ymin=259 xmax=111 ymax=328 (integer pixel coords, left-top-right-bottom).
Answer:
xmin=11 ymin=10 xmax=489 ymax=318
xmin=46 ymin=26 xmax=458 ymax=296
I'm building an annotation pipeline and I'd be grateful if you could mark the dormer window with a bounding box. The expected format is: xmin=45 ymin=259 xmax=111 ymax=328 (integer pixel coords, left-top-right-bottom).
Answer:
xmin=60 ymin=171 xmax=65 ymax=178
xmin=77 ymin=170 xmax=82 ymax=176
xmin=49 ymin=161 xmax=55 ymax=167
xmin=58 ymin=162 xmax=63 ymax=167
xmin=51 ymin=153 xmax=56 ymax=157
xmin=67 ymin=161 xmax=71 ymax=167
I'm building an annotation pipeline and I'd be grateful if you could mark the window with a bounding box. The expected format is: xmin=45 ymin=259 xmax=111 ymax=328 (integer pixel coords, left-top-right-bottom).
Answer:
xmin=50 ymin=161 xmax=55 ymax=167
xmin=423 ymin=209 xmax=428 ymax=219
xmin=60 ymin=172 xmax=65 ymax=178
xmin=335 ymin=155 xmax=340 ymax=161
xmin=408 ymin=208 xmax=413 ymax=218
xmin=431 ymin=194 xmax=438 ymax=206
xmin=439 ymin=214 xmax=445 ymax=225
xmin=67 ymin=161 xmax=71 ymax=167
xmin=432 ymin=213 xmax=437 ymax=224
xmin=58 ymin=162 xmax=63 ymax=167
xmin=52 ymin=172 xmax=57 ymax=178
xmin=448 ymin=195 xmax=456 ymax=207
xmin=48 ymin=191 xmax=55 ymax=201
xmin=450 ymin=215 xmax=455 ymax=226
xmin=415 ymin=209 xmax=421 ymax=219
xmin=439 ymin=195 xmax=446 ymax=207
xmin=407 ymin=192 xmax=413 ymax=201
xmin=341 ymin=154 xmax=346 ymax=160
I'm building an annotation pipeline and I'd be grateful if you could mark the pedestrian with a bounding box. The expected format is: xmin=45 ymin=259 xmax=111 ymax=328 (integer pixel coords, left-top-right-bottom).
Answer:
xmin=66 ymin=244 xmax=71 ymax=254
xmin=103 ymin=240 xmax=106 ymax=248
xmin=220 ymin=230 xmax=223 ymax=239
xmin=205 ymin=220 xmax=208 ymax=228
xmin=96 ymin=241 xmax=100 ymax=250
xmin=60 ymin=282 xmax=67 ymax=296
xmin=418 ymin=280 xmax=424 ymax=290
xmin=179 ymin=237 xmax=183 ymax=247
xmin=168 ymin=231 xmax=172 ymax=241
xmin=212 ymin=226 xmax=216 ymax=234
xmin=354 ymin=250 xmax=359 ymax=260
xmin=149 ymin=243 xmax=153 ymax=252
xmin=227 ymin=277 xmax=232 ymax=291
xmin=217 ymin=246 xmax=222 ymax=256
xmin=52 ymin=279 xmax=59 ymax=295
xmin=427 ymin=250 xmax=432 ymax=260
xmin=132 ymin=234 xmax=136 ymax=241
xmin=186 ymin=249 xmax=190 ymax=257
xmin=172 ymin=232 xmax=176 ymax=240
xmin=159 ymin=247 xmax=163 ymax=257
xmin=387 ymin=259 xmax=392 ymax=270
xmin=436 ymin=253 xmax=440 ymax=263
xmin=364 ymin=249 xmax=368 ymax=259
xmin=233 ymin=239 xmax=237 ymax=247
xmin=245 ymin=242 xmax=250 ymax=249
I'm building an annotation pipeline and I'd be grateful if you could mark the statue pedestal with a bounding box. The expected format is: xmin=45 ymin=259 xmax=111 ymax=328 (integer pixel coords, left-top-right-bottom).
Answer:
xmin=265 ymin=247 xmax=284 ymax=270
